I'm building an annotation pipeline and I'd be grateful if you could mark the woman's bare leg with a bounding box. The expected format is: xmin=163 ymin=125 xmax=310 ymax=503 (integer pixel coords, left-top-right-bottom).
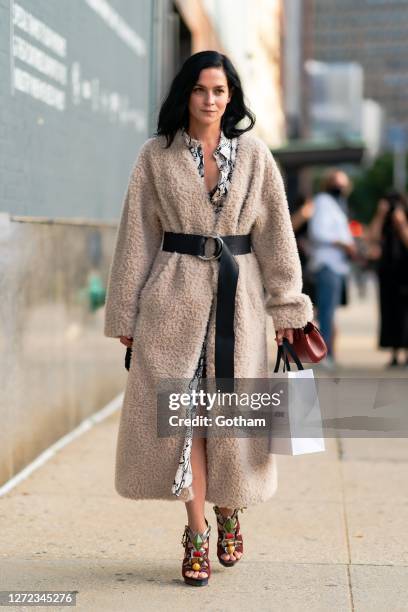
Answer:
xmin=184 ymin=435 xmax=208 ymax=578
xmin=185 ymin=436 xmax=207 ymax=531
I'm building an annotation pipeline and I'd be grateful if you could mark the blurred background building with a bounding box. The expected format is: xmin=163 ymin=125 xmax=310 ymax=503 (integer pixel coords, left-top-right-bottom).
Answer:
xmin=304 ymin=0 xmax=408 ymax=136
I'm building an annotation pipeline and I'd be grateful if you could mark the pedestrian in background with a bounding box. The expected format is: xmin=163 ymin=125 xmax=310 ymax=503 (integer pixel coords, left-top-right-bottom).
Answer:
xmin=291 ymin=193 xmax=316 ymax=303
xmin=307 ymin=169 xmax=358 ymax=368
xmin=367 ymin=189 xmax=408 ymax=367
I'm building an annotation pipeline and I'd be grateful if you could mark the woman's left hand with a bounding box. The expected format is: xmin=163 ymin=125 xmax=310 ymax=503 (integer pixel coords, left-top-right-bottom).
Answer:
xmin=275 ymin=328 xmax=294 ymax=346
xmin=392 ymin=206 xmax=408 ymax=230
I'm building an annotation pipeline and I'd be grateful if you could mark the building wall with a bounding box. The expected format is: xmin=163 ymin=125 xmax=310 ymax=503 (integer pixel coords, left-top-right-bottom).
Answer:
xmin=0 ymin=0 xmax=165 ymax=487
xmin=0 ymin=214 xmax=121 ymax=485
xmin=1 ymin=0 xmax=153 ymax=220
xmin=283 ymin=0 xmax=303 ymax=138
xmin=245 ymin=0 xmax=285 ymax=145
xmin=176 ymin=0 xmax=286 ymax=147
xmin=175 ymin=0 xmax=222 ymax=53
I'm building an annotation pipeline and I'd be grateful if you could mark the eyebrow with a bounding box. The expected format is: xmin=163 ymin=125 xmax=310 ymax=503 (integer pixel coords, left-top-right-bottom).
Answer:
xmin=194 ymin=83 xmax=227 ymax=88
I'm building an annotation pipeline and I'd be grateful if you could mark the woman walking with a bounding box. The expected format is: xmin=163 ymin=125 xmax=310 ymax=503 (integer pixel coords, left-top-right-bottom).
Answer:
xmin=368 ymin=190 xmax=408 ymax=367
xmin=104 ymin=50 xmax=313 ymax=587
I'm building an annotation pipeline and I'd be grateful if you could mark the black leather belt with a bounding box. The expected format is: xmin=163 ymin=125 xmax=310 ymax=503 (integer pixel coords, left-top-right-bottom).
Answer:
xmin=162 ymin=231 xmax=252 ymax=387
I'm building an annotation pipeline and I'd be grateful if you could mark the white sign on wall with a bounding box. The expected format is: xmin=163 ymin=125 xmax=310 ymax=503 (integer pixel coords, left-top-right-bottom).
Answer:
xmin=10 ymin=0 xmax=146 ymax=131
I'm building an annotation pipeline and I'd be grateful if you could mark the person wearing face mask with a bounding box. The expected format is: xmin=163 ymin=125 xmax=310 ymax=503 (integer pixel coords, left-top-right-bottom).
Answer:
xmin=307 ymin=169 xmax=358 ymax=368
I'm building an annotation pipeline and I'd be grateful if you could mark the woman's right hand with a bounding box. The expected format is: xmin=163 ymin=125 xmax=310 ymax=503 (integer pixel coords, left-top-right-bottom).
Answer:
xmin=119 ymin=336 xmax=133 ymax=348
xmin=332 ymin=240 xmax=358 ymax=259
xmin=301 ymin=199 xmax=315 ymax=221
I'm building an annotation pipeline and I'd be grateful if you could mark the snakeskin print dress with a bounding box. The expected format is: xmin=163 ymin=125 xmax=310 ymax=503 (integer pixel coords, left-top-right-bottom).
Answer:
xmin=171 ymin=128 xmax=239 ymax=498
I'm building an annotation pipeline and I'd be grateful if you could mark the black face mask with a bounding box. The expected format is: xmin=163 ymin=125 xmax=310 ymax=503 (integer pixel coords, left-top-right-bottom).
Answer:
xmin=326 ymin=186 xmax=343 ymax=199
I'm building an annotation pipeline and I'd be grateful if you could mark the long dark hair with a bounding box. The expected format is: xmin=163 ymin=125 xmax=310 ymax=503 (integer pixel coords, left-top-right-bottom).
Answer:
xmin=155 ymin=50 xmax=255 ymax=148
xmin=383 ymin=188 xmax=408 ymax=213
xmin=382 ymin=188 xmax=408 ymax=235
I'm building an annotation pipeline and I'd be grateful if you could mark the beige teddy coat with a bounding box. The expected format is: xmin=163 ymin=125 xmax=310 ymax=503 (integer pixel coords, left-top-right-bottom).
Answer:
xmin=104 ymin=128 xmax=314 ymax=507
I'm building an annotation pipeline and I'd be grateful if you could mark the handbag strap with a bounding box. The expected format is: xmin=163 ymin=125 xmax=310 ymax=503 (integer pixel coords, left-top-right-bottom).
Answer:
xmin=273 ymin=338 xmax=304 ymax=373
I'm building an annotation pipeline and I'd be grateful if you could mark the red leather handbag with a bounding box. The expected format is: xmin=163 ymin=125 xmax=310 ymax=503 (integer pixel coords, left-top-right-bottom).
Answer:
xmin=286 ymin=321 xmax=327 ymax=364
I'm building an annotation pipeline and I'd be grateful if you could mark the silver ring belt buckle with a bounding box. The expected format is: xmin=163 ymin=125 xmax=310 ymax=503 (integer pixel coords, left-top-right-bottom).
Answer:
xmin=198 ymin=233 xmax=224 ymax=261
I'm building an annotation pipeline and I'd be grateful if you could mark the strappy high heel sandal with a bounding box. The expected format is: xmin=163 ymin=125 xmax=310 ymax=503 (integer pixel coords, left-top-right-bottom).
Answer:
xmin=181 ymin=518 xmax=211 ymax=587
xmin=213 ymin=505 xmax=246 ymax=567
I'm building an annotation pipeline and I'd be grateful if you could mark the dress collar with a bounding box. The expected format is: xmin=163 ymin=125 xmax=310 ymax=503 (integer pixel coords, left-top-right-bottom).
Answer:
xmin=181 ymin=127 xmax=232 ymax=159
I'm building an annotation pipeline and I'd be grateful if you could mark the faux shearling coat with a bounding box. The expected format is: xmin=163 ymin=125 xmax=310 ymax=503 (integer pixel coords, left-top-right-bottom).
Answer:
xmin=104 ymin=128 xmax=314 ymax=507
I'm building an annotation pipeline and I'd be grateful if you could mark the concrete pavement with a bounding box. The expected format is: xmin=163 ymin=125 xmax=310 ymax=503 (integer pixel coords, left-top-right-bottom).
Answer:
xmin=1 ymin=274 xmax=407 ymax=611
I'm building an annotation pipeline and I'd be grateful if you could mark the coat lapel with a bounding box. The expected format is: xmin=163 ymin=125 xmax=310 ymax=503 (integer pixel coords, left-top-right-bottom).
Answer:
xmin=171 ymin=129 xmax=251 ymax=234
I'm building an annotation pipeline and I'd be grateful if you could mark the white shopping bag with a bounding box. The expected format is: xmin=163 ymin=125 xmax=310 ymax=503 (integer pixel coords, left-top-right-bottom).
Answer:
xmin=268 ymin=340 xmax=326 ymax=456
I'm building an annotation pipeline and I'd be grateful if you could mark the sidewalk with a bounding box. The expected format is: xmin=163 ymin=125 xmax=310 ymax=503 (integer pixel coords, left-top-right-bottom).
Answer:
xmin=335 ymin=272 xmax=390 ymax=371
xmin=1 ymin=276 xmax=407 ymax=611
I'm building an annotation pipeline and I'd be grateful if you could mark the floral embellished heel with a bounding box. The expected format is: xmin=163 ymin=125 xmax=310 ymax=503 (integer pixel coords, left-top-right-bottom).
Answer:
xmin=213 ymin=505 xmax=245 ymax=567
xmin=181 ymin=518 xmax=211 ymax=586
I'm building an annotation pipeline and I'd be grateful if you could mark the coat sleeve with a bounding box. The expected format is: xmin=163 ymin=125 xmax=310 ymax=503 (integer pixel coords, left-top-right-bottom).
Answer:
xmin=251 ymin=145 xmax=314 ymax=330
xmin=104 ymin=144 xmax=163 ymax=338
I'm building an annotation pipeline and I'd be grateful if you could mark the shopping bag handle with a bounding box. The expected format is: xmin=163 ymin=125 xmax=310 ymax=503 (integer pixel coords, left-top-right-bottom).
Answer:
xmin=125 ymin=347 xmax=132 ymax=371
xmin=273 ymin=337 xmax=304 ymax=372
xmin=274 ymin=344 xmax=290 ymax=373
